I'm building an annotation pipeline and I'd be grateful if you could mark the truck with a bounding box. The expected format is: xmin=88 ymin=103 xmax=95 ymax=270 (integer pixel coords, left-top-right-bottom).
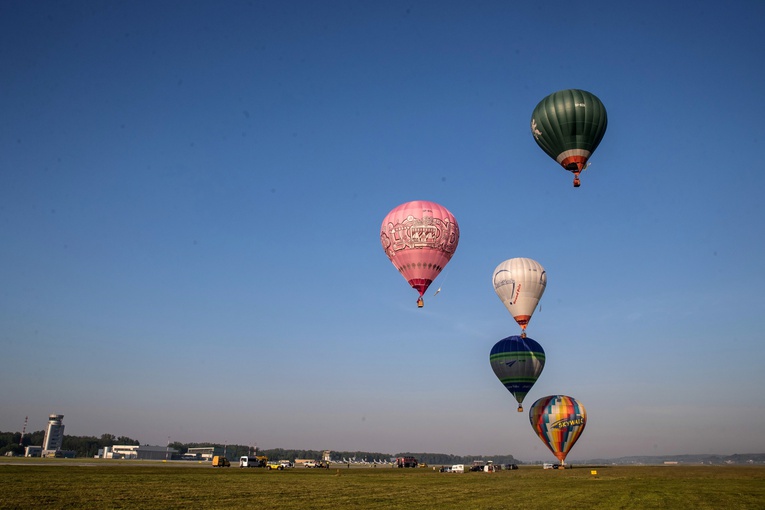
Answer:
xmin=211 ymin=456 xmax=230 ymax=467
xmin=395 ymin=456 xmax=418 ymax=468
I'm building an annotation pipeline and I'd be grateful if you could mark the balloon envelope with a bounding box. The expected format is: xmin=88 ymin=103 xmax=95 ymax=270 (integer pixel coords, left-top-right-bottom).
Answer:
xmin=490 ymin=335 xmax=545 ymax=412
xmin=529 ymin=395 xmax=587 ymax=464
xmin=380 ymin=200 xmax=459 ymax=303
xmin=492 ymin=258 xmax=546 ymax=332
xmin=531 ymin=89 xmax=607 ymax=186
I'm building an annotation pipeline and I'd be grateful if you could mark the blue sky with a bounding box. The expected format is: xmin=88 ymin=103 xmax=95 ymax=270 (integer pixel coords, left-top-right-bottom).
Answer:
xmin=2 ymin=0 xmax=764 ymax=462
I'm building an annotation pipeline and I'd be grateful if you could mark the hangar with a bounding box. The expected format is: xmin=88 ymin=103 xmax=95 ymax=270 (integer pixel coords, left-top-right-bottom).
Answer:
xmin=104 ymin=445 xmax=178 ymax=460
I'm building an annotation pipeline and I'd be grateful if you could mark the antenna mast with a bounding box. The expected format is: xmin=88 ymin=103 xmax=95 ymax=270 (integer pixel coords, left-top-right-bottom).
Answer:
xmin=20 ymin=416 xmax=28 ymax=446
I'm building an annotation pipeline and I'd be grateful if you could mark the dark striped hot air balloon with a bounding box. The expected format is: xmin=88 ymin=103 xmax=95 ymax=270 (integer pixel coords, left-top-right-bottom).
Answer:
xmin=531 ymin=89 xmax=608 ymax=187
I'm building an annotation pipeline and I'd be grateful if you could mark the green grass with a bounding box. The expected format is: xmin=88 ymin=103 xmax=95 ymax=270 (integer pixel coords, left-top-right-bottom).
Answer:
xmin=1 ymin=459 xmax=764 ymax=509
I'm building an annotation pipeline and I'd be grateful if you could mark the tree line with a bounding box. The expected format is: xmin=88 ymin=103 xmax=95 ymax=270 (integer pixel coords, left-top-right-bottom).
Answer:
xmin=169 ymin=444 xmax=519 ymax=465
xmin=1 ymin=431 xmax=518 ymax=465
xmin=0 ymin=431 xmax=139 ymax=458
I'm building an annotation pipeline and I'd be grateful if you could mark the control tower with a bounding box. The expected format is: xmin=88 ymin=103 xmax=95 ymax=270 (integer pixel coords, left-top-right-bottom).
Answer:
xmin=42 ymin=414 xmax=65 ymax=454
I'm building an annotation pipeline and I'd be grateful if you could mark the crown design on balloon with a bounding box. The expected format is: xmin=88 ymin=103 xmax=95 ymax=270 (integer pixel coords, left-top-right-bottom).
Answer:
xmin=382 ymin=215 xmax=459 ymax=256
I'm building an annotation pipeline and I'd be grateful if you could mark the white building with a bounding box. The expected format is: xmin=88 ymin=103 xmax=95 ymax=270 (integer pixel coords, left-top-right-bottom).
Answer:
xmin=186 ymin=446 xmax=223 ymax=461
xmin=106 ymin=445 xmax=178 ymax=460
xmin=25 ymin=446 xmax=42 ymax=457
xmin=42 ymin=414 xmax=65 ymax=456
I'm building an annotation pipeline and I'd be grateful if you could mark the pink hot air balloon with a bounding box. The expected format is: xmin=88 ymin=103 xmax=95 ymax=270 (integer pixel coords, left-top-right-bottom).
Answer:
xmin=380 ymin=200 xmax=459 ymax=307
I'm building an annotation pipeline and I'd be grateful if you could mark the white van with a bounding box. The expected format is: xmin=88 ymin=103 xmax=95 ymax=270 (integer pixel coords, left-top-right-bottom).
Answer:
xmin=451 ymin=464 xmax=465 ymax=473
xmin=240 ymin=456 xmax=267 ymax=468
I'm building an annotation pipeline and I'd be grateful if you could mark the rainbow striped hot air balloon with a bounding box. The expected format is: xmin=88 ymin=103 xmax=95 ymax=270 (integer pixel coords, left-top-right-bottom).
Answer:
xmin=380 ymin=200 xmax=459 ymax=308
xmin=490 ymin=335 xmax=545 ymax=412
xmin=529 ymin=395 xmax=587 ymax=465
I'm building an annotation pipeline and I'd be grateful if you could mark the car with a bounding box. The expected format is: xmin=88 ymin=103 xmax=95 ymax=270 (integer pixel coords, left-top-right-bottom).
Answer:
xmin=267 ymin=462 xmax=284 ymax=470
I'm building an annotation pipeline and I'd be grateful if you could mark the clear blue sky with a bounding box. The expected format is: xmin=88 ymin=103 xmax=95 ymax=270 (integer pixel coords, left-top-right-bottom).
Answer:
xmin=2 ymin=0 xmax=764 ymax=462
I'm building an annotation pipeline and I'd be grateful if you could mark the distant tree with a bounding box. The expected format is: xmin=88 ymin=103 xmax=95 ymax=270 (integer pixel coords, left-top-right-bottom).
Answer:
xmin=2 ymin=429 xmax=45 ymax=450
xmin=169 ymin=442 xmax=186 ymax=454
xmin=62 ymin=435 xmax=101 ymax=457
xmin=100 ymin=434 xmax=116 ymax=445
xmin=0 ymin=443 xmax=24 ymax=456
xmin=0 ymin=432 xmax=14 ymax=450
xmin=26 ymin=430 xmax=45 ymax=447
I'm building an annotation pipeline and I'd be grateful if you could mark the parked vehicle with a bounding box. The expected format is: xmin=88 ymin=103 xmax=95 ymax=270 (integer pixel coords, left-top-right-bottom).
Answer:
xmin=267 ymin=461 xmax=284 ymax=470
xmin=470 ymin=460 xmax=486 ymax=472
xmin=451 ymin=464 xmax=465 ymax=473
xmin=395 ymin=456 xmax=418 ymax=468
xmin=302 ymin=460 xmax=329 ymax=468
xmin=239 ymin=456 xmax=266 ymax=468
xmin=211 ymin=456 xmax=230 ymax=467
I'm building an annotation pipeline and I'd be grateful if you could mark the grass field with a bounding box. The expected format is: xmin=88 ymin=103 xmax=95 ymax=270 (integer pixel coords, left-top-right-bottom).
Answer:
xmin=1 ymin=459 xmax=764 ymax=509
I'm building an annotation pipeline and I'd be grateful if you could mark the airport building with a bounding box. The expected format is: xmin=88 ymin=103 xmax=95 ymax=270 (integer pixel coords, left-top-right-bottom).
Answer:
xmin=42 ymin=414 xmax=65 ymax=456
xmin=103 ymin=445 xmax=178 ymax=460
xmin=25 ymin=446 xmax=42 ymax=457
xmin=186 ymin=446 xmax=223 ymax=461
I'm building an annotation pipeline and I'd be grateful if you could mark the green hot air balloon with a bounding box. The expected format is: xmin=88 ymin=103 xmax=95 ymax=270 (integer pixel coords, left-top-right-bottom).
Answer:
xmin=531 ymin=89 xmax=607 ymax=187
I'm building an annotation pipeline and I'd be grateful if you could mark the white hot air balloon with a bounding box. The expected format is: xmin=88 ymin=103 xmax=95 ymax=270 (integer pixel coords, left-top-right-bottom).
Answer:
xmin=492 ymin=258 xmax=547 ymax=337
